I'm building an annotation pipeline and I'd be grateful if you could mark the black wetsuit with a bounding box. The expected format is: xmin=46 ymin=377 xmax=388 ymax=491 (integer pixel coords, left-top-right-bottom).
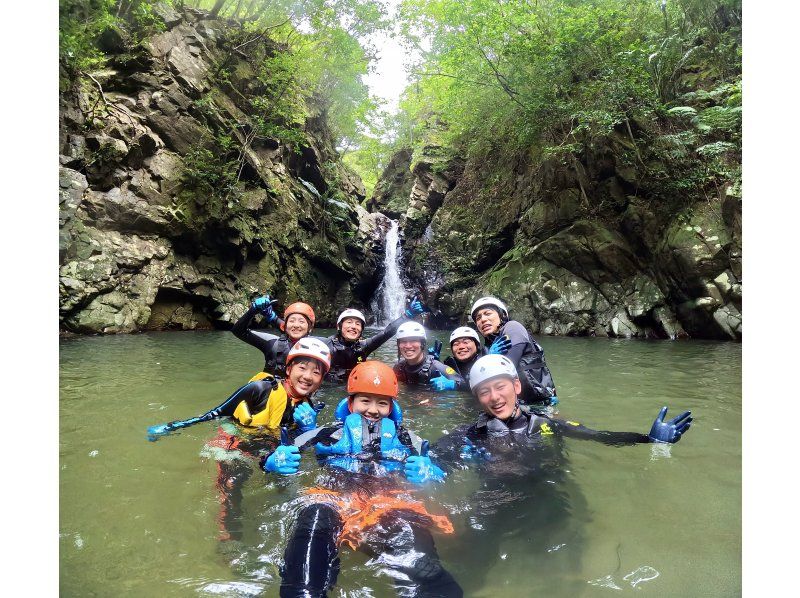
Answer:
xmin=394 ymin=355 xmax=464 ymax=386
xmin=274 ymin=423 xmax=462 ymax=597
xmin=443 ymin=349 xmax=485 ymax=392
xmin=432 ymin=406 xmax=650 ymax=463
xmin=484 ymin=320 xmax=557 ymax=406
xmin=324 ymin=315 xmax=408 ymax=383
xmin=425 ymin=406 xmax=651 ymax=592
xmin=232 ymin=305 xmax=293 ymax=376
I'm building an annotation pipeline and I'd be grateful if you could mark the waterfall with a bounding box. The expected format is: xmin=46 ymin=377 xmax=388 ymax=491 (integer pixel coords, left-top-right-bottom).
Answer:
xmin=371 ymin=220 xmax=408 ymax=326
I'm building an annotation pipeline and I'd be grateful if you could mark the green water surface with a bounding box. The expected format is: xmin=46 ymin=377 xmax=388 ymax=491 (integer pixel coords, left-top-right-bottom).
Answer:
xmin=60 ymin=330 xmax=741 ymax=596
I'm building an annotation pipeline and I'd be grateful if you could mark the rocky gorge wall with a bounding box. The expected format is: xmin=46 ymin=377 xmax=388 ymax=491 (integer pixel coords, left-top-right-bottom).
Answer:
xmin=59 ymin=5 xmax=389 ymax=334
xmin=371 ymin=113 xmax=742 ymax=341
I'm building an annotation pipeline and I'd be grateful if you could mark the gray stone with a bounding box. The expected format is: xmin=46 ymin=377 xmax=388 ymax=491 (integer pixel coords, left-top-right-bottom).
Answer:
xmin=152 ymin=2 xmax=182 ymax=29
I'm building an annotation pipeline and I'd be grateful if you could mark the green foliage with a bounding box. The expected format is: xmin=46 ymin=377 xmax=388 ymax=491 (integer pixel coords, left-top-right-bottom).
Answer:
xmin=176 ymin=133 xmax=245 ymax=227
xmin=59 ymin=0 xmax=117 ymax=76
xmin=380 ymin=0 xmax=741 ymax=207
xmin=667 ymin=106 xmax=698 ymax=119
xmin=249 ymin=51 xmax=310 ymax=148
xmin=696 ymin=141 xmax=737 ymax=157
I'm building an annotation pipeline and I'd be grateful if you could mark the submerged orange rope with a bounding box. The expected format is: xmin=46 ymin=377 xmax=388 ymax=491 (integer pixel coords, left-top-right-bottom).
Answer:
xmin=302 ymin=487 xmax=454 ymax=550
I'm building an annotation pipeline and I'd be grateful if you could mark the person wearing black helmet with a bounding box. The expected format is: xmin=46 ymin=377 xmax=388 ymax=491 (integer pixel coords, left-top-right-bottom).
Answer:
xmin=469 ymin=295 xmax=558 ymax=407
xmin=324 ymin=295 xmax=426 ymax=383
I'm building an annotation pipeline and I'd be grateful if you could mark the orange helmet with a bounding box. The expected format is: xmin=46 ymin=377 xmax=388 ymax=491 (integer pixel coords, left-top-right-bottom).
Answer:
xmin=282 ymin=302 xmax=316 ymax=329
xmin=347 ymin=361 xmax=398 ymax=399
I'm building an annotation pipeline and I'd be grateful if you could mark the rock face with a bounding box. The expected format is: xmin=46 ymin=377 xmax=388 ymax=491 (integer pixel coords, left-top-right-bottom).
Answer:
xmin=380 ymin=122 xmax=742 ymax=340
xmin=367 ymin=148 xmax=414 ymax=218
xmin=59 ymin=8 xmax=386 ymax=334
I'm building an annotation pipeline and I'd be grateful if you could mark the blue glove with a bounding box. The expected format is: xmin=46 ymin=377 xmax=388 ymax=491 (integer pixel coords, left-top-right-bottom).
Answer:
xmin=549 ymin=395 xmax=559 ymax=406
xmin=315 ymin=412 xmax=360 ymax=456
xmin=251 ymin=295 xmax=278 ymax=322
xmin=427 ymin=339 xmax=442 ymax=360
xmin=459 ymin=438 xmax=492 ymax=461
xmin=405 ymin=294 xmax=426 ymax=318
xmin=429 ymin=374 xmax=457 ymax=392
xmin=404 ymin=455 xmax=445 ymax=483
xmin=488 ymin=335 xmax=512 ymax=355
xmin=147 ymin=423 xmax=174 ymax=440
xmin=263 ymin=445 xmax=301 ymax=474
xmin=648 ymin=406 xmax=692 ymax=443
xmin=293 ymin=402 xmax=318 ymax=432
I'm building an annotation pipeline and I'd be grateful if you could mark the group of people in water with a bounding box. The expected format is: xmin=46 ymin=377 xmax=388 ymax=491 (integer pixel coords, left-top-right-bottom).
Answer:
xmin=148 ymin=293 xmax=693 ymax=597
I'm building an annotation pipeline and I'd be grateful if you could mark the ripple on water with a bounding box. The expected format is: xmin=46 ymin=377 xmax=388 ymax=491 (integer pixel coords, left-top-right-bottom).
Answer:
xmin=60 ymin=331 xmax=741 ymax=597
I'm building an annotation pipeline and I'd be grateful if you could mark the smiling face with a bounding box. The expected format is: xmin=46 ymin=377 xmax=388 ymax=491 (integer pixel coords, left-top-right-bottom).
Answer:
xmin=285 ymin=357 xmax=324 ymax=397
xmin=474 ymin=376 xmax=522 ymax=420
xmin=349 ymin=392 xmax=393 ymax=422
xmin=285 ymin=313 xmax=311 ymax=341
xmin=451 ymin=337 xmax=479 ymax=362
xmin=398 ymin=338 xmax=425 ymax=364
xmin=473 ymin=307 xmax=502 ymax=337
xmin=339 ymin=317 xmax=363 ymax=342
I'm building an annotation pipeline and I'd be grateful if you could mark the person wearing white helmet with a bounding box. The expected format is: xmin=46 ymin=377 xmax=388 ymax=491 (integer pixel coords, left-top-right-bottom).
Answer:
xmin=393 ymin=321 xmax=464 ymax=387
xmin=462 ymin=354 xmax=692 ymax=443
xmin=469 ymin=295 xmax=558 ymax=407
xmin=433 ymin=326 xmax=490 ymax=392
xmin=324 ymin=294 xmax=427 ymax=383
xmin=411 ymin=354 xmax=692 ymax=581
xmin=147 ymin=337 xmax=333 ymax=543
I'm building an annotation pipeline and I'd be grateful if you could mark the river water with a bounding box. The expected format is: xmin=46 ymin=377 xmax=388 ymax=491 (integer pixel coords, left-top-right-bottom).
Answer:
xmin=60 ymin=330 xmax=740 ymax=596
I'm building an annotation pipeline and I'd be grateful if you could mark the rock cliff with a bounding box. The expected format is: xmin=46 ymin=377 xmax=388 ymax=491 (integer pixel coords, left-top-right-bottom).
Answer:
xmin=59 ymin=6 xmax=388 ymax=334
xmin=375 ymin=103 xmax=741 ymax=340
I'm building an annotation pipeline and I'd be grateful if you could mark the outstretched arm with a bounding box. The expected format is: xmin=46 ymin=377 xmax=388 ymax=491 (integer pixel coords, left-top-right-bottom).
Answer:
xmin=361 ymin=314 xmax=408 ymax=355
xmin=147 ymin=381 xmax=262 ymax=440
xmin=550 ymin=406 xmax=692 ymax=446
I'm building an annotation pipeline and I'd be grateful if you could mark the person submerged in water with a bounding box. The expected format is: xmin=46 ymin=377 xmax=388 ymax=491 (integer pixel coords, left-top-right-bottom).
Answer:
xmin=430 ymin=354 xmax=692 ymax=463
xmin=147 ymin=338 xmax=332 ymax=542
xmin=469 ymin=295 xmax=558 ymax=407
xmin=429 ymin=326 xmax=513 ymax=393
xmin=263 ymin=361 xmax=462 ymax=597
xmin=232 ymin=295 xmax=316 ymax=378
xmin=324 ymin=295 xmax=427 ymax=383
xmin=392 ymin=321 xmax=464 ymax=389
xmin=419 ymin=354 xmax=692 ymax=591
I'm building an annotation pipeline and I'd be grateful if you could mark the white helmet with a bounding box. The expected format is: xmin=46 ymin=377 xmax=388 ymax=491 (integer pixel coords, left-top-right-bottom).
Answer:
xmin=337 ymin=308 xmax=366 ymax=328
xmin=286 ymin=337 xmax=331 ymax=373
xmin=470 ymin=296 xmax=509 ymax=321
xmin=396 ymin=321 xmax=427 ymax=342
xmin=449 ymin=326 xmax=481 ymax=346
xmin=469 ymin=354 xmax=518 ymax=391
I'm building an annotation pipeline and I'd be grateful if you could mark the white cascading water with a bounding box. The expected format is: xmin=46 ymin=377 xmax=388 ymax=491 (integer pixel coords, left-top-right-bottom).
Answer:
xmin=373 ymin=220 xmax=408 ymax=326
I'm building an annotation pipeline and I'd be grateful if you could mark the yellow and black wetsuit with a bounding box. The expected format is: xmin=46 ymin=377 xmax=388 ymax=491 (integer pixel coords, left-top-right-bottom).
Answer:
xmin=201 ymin=376 xmax=314 ymax=542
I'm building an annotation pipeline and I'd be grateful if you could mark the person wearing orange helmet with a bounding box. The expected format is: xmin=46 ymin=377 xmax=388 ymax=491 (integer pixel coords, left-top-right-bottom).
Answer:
xmin=231 ymin=293 xmax=317 ymax=378
xmin=262 ymin=361 xmax=461 ymax=597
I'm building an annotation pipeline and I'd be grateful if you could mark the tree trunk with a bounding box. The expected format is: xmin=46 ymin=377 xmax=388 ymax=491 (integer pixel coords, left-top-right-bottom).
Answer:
xmin=210 ymin=0 xmax=228 ymax=18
